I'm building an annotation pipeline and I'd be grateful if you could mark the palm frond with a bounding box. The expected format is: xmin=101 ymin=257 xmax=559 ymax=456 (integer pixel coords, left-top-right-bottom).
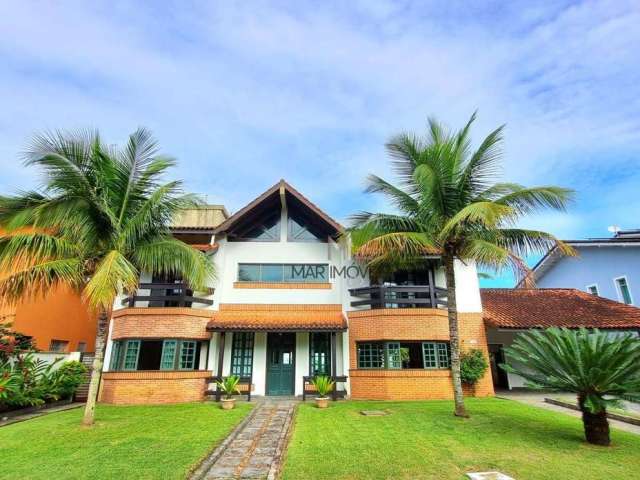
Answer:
xmin=0 ymin=258 xmax=83 ymax=306
xmin=493 ymin=186 xmax=574 ymax=215
xmin=440 ymin=201 xmax=515 ymax=238
xmin=83 ymin=250 xmax=138 ymax=309
xmin=133 ymin=238 xmax=215 ymax=291
xmin=364 ymin=174 xmax=419 ymax=214
xmin=458 ymin=124 xmax=504 ymax=199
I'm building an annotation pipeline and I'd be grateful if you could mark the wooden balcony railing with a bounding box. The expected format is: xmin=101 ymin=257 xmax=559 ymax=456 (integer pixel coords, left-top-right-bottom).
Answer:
xmin=123 ymin=282 xmax=214 ymax=308
xmin=349 ymin=285 xmax=448 ymax=309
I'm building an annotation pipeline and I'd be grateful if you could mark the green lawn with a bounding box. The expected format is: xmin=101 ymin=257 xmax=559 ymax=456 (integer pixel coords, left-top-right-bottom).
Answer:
xmin=0 ymin=402 xmax=252 ymax=480
xmin=282 ymin=398 xmax=640 ymax=480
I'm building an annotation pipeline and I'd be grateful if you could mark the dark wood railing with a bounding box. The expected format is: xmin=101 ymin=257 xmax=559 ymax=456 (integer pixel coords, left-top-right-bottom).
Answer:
xmin=123 ymin=283 xmax=214 ymax=308
xmin=349 ymin=285 xmax=447 ymax=309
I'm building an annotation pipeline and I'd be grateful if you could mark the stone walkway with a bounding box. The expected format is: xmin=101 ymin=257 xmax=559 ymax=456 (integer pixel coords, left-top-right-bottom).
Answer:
xmin=192 ymin=399 xmax=297 ymax=480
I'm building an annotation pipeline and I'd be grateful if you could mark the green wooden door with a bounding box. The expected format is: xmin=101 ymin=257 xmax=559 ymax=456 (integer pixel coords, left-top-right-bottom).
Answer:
xmin=266 ymin=333 xmax=295 ymax=395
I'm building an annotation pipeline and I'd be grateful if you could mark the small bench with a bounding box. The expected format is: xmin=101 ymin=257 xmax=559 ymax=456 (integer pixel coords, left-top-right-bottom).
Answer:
xmin=205 ymin=376 xmax=253 ymax=401
xmin=302 ymin=375 xmax=348 ymax=401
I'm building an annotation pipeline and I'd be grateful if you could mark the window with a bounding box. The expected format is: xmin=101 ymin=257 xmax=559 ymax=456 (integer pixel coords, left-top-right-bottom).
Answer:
xmin=110 ymin=341 xmax=122 ymax=370
xmin=231 ymin=333 xmax=254 ymax=377
xmin=77 ymin=342 xmax=87 ymax=352
xmin=49 ymin=339 xmax=69 ymax=352
xmin=110 ymin=339 xmax=201 ymax=371
xmin=160 ymin=340 xmax=177 ymax=370
xmin=288 ymin=216 xmax=324 ymax=242
xmin=358 ymin=341 xmax=451 ymax=369
xmin=309 ymin=332 xmax=331 ymax=375
xmin=122 ymin=340 xmax=140 ymax=370
xmin=237 ymin=263 xmax=329 ymax=283
xmin=357 ymin=343 xmax=384 ymax=368
xmin=615 ymin=277 xmax=633 ymax=305
xmin=233 ymin=211 xmax=281 ymax=241
xmin=586 ymin=284 xmax=599 ymax=296
xmin=179 ymin=341 xmax=197 ymax=369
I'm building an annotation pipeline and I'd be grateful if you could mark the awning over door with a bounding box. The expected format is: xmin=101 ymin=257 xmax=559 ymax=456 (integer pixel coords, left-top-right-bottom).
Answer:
xmin=206 ymin=304 xmax=347 ymax=331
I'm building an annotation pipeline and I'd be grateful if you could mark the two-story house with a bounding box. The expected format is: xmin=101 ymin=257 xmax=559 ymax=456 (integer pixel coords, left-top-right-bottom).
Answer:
xmin=524 ymin=229 xmax=640 ymax=304
xmin=99 ymin=180 xmax=494 ymax=404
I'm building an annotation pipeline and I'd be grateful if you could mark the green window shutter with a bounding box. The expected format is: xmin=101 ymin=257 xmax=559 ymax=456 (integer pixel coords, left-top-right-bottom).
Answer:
xmin=231 ymin=333 xmax=254 ymax=377
xmin=123 ymin=340 xmax=140 ymax=370
xmin=160 ymin=340 xmax=178 ymax=370
xmin=436 ymin=343 xmax=451 ymax=368
xmin=385 ymin=342 xmax=402 ymax=369
xmin=179 ymin=341 xmax=197 ymax=369
xmin=309 ymin=332 xmax=331 ymax=375
xmin=422 ymin=342 xmax=437 ymax=368
xmin=109 ymin=341 xmax=122 ymax=370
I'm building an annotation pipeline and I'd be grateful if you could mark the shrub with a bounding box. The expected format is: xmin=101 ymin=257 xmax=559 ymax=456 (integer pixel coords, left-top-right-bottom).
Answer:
xmin=460 ymin=349 xmax=488 ymax=385
xmin=55 ymin=361 xmax=88 ymax=399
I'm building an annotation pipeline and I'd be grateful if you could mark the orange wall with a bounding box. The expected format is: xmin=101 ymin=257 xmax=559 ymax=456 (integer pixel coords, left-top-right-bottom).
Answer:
xmin=9 ymin=286 xmax=97 ymax=352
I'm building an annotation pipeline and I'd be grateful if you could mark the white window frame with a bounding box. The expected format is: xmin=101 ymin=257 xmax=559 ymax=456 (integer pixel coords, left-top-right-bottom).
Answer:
xmin=586 ymin=284 xmax=599 ymax=296
xmin=614 ymin=275 xmax=634 ymax=305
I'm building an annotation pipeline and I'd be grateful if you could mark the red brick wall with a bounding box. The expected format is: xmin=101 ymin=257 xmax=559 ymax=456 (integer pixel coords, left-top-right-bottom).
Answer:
xmin=347 ymin=309 xmax=494 ymax=400
xmin=111 ymin=308 xmax=212 ymax=340
xmin=100 ymin=371 xmax=212 ymax=404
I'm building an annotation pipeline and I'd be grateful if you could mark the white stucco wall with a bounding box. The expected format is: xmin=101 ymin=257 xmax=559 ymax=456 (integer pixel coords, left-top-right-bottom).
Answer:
xmin=453 ymin=259 xmax=483 ymax=312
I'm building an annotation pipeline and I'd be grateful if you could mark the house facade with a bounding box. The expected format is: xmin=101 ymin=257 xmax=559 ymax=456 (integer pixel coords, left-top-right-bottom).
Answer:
xmin=525 ymin=229 xmax=640 ymax=305
xmin=99 ymin=180 xmax=494 ymax=404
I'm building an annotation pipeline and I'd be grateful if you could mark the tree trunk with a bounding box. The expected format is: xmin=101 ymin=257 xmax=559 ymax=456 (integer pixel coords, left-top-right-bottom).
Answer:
xmin=578 ymin=395 xmax=610 ymax=446
xmin=82 ymin=306 xmax=111 ymax=426
xmin=443 ymin=254 xmax=468 ymax=418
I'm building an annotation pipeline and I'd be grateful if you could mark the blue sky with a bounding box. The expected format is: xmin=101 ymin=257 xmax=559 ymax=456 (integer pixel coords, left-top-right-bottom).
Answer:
xmin=1 ymin=1 xmax=639 ymax=287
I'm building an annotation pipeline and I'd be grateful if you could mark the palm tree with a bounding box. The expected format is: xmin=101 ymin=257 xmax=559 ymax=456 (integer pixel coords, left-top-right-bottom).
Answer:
xmin=350 ymin=112 xmax=574 ymax=417
xmin=503 ymin=328 xmax=640 ymax=446
xmin=0 ymin=128 xmax=213 ymax=425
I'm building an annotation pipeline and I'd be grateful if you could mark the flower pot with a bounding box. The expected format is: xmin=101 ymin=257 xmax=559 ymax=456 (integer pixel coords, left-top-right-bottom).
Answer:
xmin=315 ymin=397 xmax=329 ymax=409
xmin=221 ymin=398 xmax=236 ymax=410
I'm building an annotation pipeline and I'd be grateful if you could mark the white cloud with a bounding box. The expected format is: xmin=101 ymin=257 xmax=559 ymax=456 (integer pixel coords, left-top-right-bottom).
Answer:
xmin=0 ymin=0 xmax=639 ymax=242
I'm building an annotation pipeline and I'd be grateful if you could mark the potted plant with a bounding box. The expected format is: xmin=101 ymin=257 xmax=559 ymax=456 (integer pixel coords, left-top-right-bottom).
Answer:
xmin=216 ymin=375 xmax=241 ymax=410
xmin=311 ymin=375 xmax=334 ymax=409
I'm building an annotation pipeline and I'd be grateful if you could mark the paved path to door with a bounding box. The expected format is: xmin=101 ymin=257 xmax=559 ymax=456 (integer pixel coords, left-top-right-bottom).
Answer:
xmin=192 ymin=399 xmax=297 ymax=480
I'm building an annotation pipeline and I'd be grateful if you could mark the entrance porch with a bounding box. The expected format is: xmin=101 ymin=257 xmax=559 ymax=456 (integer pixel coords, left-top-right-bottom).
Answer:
xmin=206 ymin=304 xmax=349 ymax=399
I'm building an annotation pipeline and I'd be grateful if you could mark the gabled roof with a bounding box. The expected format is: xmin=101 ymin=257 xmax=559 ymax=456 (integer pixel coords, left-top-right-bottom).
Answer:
xmin=213 ymin=179 xmax=343 ymax=237
xmin=481 ymin=288 xmax=640 ymax=329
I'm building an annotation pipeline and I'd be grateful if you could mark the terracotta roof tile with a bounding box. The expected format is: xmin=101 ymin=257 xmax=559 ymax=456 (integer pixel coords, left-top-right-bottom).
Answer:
xmin=481 ymin=288 xmax=640 ymax=329
xmin=207 ymin=304 xmax=346 ymax=331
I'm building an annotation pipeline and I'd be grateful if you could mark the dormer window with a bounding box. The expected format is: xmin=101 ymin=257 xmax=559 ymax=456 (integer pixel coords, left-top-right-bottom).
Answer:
xmin=230 ymin=210 xmax=281 ymax=242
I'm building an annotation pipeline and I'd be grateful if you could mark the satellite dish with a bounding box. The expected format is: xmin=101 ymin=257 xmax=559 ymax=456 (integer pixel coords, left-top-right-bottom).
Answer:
xmin=608 ymin=225 xmax=620 ymax=234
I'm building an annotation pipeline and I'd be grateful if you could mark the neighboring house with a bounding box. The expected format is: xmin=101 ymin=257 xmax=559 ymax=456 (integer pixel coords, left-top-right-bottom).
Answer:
xmin=100 ymin=180 xmax=494 ymax=404
xmin=482 ymin=288 xmax=640 ymax=390
xmin=0 ymin=285 xmax=96 ymax=353
xmin=524 ymin=229 xmax=640 ymax=305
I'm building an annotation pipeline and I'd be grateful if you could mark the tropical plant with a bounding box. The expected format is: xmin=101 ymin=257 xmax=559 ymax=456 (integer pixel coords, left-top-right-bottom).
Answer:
xmin=503 ymin=327 xmax=640 ymax=446
xmin=54 ymin=361 xmax=88 ymax=399
xmin=0 ymin=353 xmax=62 ymax=408
xmin=311 ymin=375 xmax=335 ymax=398
xmin=216 ymin=375 xmax=241 ymax=400
xmin=460 ymin=349 xmax=488 ymax=386
xmin=0 ymin=128 xmax=214 ymax=425
xmin=350 ymin=112 xmax=574 ymax=417
xmin=0 ymin=323 xmax=36 ymax=361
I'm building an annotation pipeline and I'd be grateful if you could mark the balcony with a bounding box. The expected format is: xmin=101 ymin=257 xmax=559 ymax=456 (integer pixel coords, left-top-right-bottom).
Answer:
xmin=122 ymin=282 xmax=214 ymax=308
xmin=349 ymin=285 xmax=448 ymax=309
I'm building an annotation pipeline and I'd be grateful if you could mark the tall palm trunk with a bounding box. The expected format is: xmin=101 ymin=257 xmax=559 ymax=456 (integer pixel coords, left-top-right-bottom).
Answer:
xmin=443 ymin=254 xmax=467 ymax=417
xmin=578 ymin=394 xmax=610 ymax=446
xmin=82 ymin=306 xmax=111 ymax=426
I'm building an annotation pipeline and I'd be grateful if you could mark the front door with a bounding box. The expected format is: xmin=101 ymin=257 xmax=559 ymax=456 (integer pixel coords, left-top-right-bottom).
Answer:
xmin=266 ymin=333 xmax=295 ymax=395
xmin=489 ymin=344 xmax=509 ymax=390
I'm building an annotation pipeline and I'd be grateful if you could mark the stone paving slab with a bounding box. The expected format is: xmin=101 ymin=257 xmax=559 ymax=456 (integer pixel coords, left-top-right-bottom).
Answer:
xmin=193 ymin=399 xmax=297 ymax=480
